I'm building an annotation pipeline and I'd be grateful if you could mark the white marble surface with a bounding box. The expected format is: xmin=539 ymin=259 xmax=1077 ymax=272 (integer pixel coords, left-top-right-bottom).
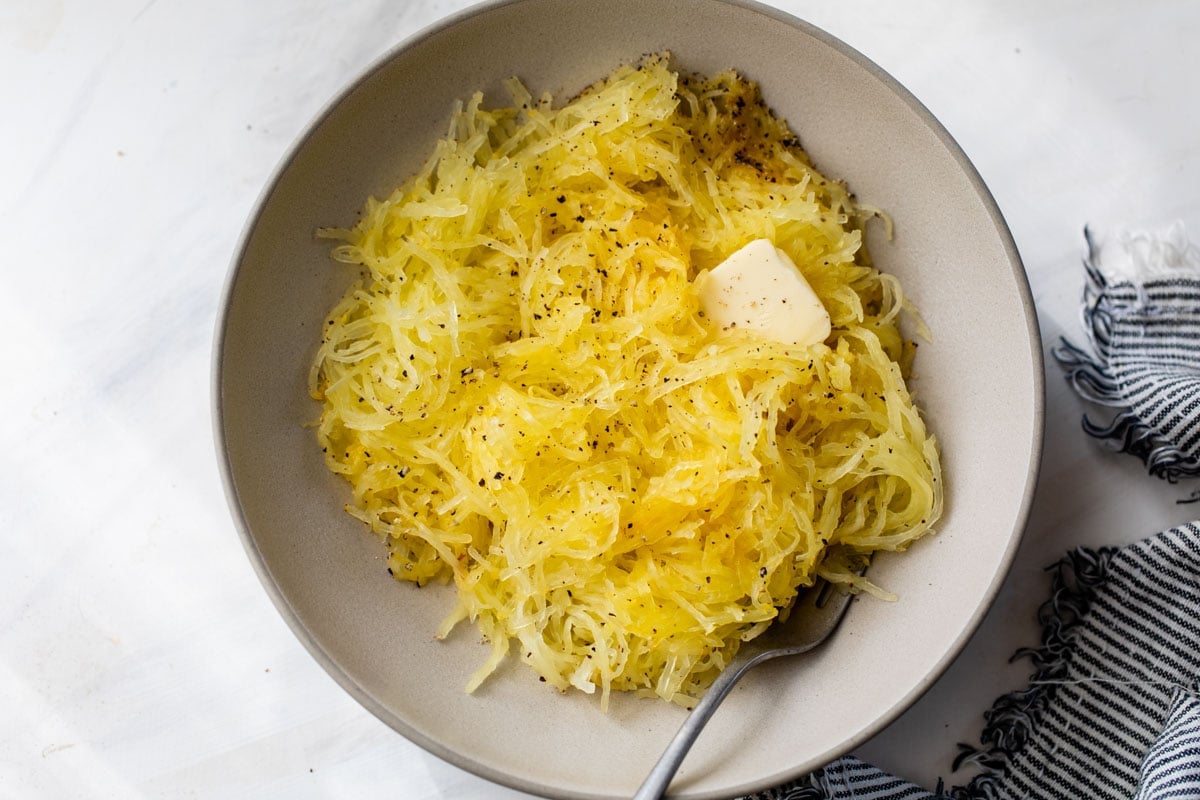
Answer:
xmin=3 ymin=1 xmax=1200 ymax=797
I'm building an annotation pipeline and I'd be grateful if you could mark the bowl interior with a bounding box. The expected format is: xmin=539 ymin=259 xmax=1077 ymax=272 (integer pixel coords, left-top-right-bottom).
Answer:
xmin=216 ymin=1 xmax=1042 ymax=797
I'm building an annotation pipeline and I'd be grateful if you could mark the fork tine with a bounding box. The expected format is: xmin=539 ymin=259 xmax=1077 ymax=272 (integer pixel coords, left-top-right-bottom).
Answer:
xmin=812 ymin=577 xmax=835 ymax=609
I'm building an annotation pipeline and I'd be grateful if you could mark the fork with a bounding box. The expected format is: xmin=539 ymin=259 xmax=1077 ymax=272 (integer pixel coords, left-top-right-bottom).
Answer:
xmin=632 ymin=580 xmax=856 ymax=800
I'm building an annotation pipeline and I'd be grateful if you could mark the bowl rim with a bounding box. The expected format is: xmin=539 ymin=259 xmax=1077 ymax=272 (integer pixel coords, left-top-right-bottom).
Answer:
xmin=212 ymin=0 xmax=1045 ymax=796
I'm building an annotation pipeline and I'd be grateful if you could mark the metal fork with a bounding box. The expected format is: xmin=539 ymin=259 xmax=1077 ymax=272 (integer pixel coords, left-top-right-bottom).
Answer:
xmin=633 ymin=580 xmax=856 ymax=800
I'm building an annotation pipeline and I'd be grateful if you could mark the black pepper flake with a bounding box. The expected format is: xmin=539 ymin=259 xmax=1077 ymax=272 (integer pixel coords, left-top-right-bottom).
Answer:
xmin=759 ymin=567 xmax=768 ymax=577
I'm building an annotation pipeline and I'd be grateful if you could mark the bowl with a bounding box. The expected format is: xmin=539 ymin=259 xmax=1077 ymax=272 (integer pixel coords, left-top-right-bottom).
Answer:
xmin=214 ymin=0 xmax=1043 ymax=796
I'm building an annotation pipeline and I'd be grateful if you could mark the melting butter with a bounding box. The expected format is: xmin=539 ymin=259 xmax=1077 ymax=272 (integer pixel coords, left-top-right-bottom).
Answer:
xmin=699 ymin=238 xmax=831 ymax=347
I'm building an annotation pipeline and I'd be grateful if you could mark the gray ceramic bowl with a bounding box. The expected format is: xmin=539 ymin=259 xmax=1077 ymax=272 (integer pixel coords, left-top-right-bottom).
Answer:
xmin=214 ymin=0 xmax=1043 ymax=797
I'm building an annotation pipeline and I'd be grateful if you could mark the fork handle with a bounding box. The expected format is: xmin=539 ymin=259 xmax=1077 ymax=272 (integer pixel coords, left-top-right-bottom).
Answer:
xmin=632 ymin=651 xmax=777 ymax=800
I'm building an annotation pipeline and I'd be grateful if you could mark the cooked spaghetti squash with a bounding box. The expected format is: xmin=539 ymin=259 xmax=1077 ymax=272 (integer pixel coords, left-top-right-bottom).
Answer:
xmin=309 ymin=55 xmax=942 ymax=708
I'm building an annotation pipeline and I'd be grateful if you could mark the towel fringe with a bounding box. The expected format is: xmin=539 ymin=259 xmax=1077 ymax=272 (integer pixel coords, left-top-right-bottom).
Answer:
xmin=1079 ymin=225 xmax=1118 ymax=360
xmin=947 ymin=546 xmax=1117 ymax=799
xmin=1081 ymin=411 xmax=1200 ymax=481
xmin=1051 ymin=338 xmax=1124 ymax=407
xmin=744 ymin=773 xmax=829 ymax=799
xmin=1050 ymin=346 xmax=1200 ymax=479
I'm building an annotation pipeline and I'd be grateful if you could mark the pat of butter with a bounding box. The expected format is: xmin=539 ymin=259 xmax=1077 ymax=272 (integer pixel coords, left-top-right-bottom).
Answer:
xmin=699 ymin=239 xmax=831 ymax=347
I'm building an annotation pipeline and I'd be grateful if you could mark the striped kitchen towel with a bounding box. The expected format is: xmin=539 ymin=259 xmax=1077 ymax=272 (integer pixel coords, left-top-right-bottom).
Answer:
xmin=749 ymin=226 xmax=1200 ymax=800
xmin=1055 ymin=223 xmax=1200 ymax=480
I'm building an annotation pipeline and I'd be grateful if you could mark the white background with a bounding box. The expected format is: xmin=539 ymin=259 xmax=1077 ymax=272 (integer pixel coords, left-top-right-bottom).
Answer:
xmin=3 ymin=1 xmax=1200 ymax=797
